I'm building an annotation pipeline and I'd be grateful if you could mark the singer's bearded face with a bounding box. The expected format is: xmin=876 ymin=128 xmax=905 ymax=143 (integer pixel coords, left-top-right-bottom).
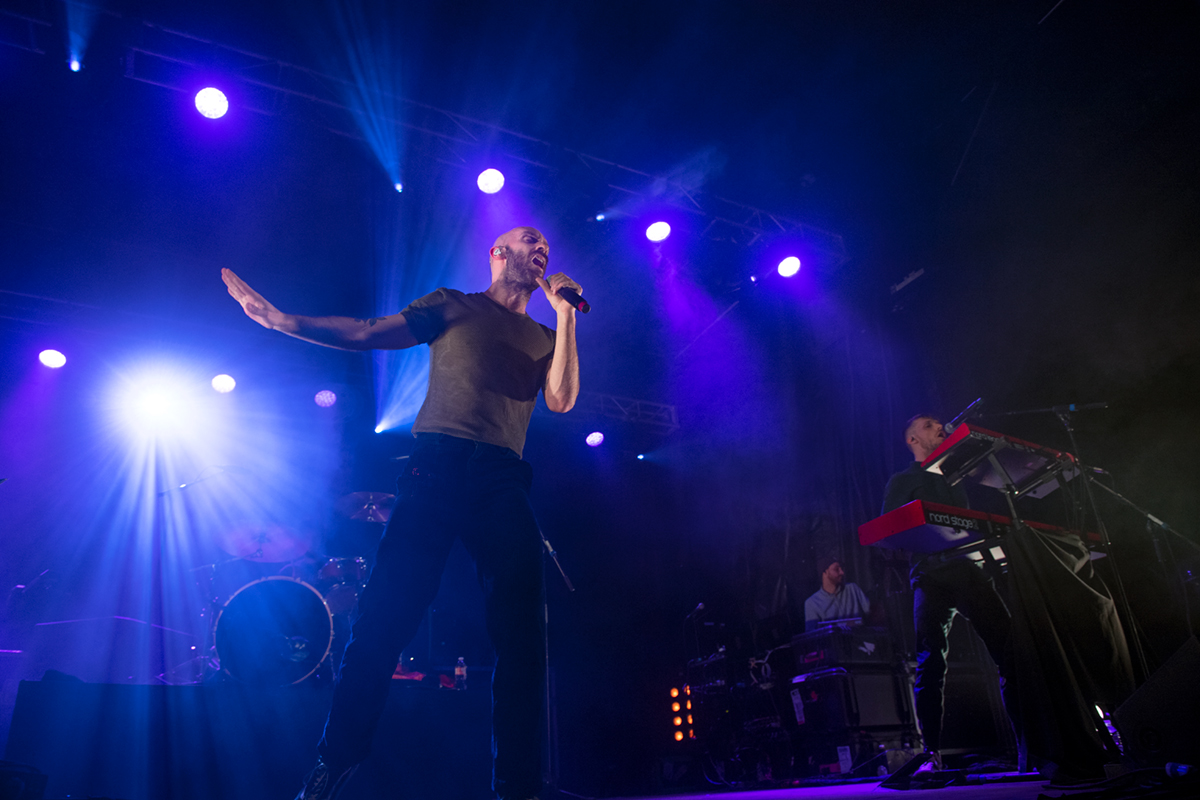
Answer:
xmin=493 ymin=227 xmax=549 ymax=292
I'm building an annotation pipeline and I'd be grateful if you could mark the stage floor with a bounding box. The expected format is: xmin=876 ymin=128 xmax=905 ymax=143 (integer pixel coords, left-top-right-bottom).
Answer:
xmin=599 ymin=779 xmax=1052 ymax=800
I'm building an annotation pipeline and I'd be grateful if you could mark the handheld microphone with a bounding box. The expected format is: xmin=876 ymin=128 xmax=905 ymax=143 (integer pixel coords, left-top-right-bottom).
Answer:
xmin=556 ymin=286 xmax=591 ymax=314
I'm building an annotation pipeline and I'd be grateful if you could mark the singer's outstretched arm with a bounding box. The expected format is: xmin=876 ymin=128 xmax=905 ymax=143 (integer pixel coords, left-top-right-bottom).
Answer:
xmin=222 ymin=268 xmax=419 ymax=351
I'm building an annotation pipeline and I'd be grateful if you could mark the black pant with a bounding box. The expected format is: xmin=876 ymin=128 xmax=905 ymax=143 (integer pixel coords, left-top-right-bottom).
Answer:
xmin=318 ymin=434 xmax=546 ymax=800
xmin=912 ymin=558 xmax=1014 ymax=752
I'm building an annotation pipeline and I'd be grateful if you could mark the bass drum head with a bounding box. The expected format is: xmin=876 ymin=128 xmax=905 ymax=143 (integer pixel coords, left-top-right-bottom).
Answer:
xmin=215 ymin=576 xmax=333 ymax=685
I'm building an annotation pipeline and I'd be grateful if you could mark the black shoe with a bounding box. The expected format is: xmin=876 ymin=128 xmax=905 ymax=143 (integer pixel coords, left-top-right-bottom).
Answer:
xmin=294 ymin=759 xmax=358 ymax=800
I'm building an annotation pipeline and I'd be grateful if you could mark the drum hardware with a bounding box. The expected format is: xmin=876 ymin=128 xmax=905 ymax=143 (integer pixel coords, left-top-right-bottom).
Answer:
xmin=189 ymin=554 xmax=250 ymax=605
xmin=323 ymin=582 xmax=360 ymax=616
xmin=214 ymin=576 xmax=333 ymax=685
xmin=338 ymin=491 xmax=395 ymax=524
xmin=215 ymin=523 xmax=312 ymax=563
xmin=318 ymin=556 xmax=369 ymax=615
xmin=188 ymin=501 xmax=379 ymax=683
xmin=318 ymin=556 xmax=368 ymax=584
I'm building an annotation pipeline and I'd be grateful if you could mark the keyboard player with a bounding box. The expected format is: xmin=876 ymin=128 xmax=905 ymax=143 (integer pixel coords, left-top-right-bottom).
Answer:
xmin=804 ymin=555 xmax=871 ymax=631
xmin=882 ymin=414 xmax=1017 ymax=768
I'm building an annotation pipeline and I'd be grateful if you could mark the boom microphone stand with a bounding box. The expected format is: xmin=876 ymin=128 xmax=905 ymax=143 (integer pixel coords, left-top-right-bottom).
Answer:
xmin=538 ymin=527 xmax=575 ymax=796
xmin=1087 ymin=476 xmax=1199 ymax=638
xmin=992 ymin=402 xmax=1153 ymax=680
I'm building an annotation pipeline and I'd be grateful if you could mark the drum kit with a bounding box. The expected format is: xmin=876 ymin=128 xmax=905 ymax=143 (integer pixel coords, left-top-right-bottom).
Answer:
xmin=181 ymin=491 xmax=395 ymax=687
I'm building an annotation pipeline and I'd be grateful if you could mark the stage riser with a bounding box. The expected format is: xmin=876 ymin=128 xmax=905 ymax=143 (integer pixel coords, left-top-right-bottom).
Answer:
xmin=3 ymin=679 xmax=493 ymax=800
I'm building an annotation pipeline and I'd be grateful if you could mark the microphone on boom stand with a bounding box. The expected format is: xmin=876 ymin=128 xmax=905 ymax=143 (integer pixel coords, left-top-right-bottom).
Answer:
xmin=944 ymin=397 xmax=984 ymax=433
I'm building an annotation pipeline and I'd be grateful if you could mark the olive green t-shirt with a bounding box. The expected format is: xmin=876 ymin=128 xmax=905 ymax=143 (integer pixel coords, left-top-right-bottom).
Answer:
xmin=401 ymin=289 xmax=556 ymax=457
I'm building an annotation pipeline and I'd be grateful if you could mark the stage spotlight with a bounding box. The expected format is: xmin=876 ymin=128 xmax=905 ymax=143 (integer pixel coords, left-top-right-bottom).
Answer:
xmin=68 ymin=58 xmax=81 ymax=72
xmin=585 ymin=431 xmax=605 ymax=447
xmin=195 ymin=88 xmax=229 ymax=119
xmin=109 ymin=367 xmax=224 ymax=441
xmin=314 ymin=390 xmax=337 ymax=408
xmin=594 ymin=213 xmax=606 ymax=221
xmin=374 ymin=424 xmax=384 ymax=433
xmin=120 ymin=381 xmax=192 ymax=435
xmin=646 ymin=222 xmax=671 ymax=242
xmin=211 ymin=374 xmax=236 ymax=393
xmin=637 ymin=454 xmax=645 ymax=460
xmin=39 ymin=349 xmax=67 ymax=368
xmin=135 ymin=389 xmax=173 ymax=419
xmin=393 ymin=182 xmax=403 ymax=193
xmin=778 ymin=256 xmax=801 ymax=277
xmin=477 ymin=169 xmax=505 ymax=194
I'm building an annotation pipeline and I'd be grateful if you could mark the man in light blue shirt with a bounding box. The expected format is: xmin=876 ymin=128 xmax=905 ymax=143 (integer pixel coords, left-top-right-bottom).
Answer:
xmin=804 ymin=555 xmax=870 ymax=631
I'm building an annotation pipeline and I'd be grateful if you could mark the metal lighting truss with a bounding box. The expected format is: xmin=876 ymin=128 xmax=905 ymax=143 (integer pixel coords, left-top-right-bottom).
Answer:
xmin=570 ymin=392 xmax=679 ymax=433
xmin=116 ymin=21 xmax=847 ymax=271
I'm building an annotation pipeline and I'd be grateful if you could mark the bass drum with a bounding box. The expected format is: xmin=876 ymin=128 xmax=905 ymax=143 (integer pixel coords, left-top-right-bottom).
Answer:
xmin=215 ymin=576 xmax=333 ymax=685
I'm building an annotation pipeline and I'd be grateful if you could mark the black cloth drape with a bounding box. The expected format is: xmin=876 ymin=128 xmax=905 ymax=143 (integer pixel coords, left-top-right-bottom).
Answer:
xmin=1006 ymin=527 xmax=1136 ymax=779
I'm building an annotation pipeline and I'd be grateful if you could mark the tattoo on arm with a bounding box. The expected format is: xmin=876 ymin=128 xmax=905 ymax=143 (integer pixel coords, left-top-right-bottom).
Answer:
xmin=356 ymin=317 xmax=383 ymax=327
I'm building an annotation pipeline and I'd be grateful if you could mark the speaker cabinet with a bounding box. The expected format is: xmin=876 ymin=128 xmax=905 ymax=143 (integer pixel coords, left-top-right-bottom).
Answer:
xmin=1113 ymin=636 xmax=1200 ymax=768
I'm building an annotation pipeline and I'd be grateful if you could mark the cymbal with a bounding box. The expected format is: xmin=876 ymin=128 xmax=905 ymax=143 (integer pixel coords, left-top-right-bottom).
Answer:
xmin=338 ymin=492 xmax=395 ymax=524
xmin=217 ymin=524 xmax=312 ymax=563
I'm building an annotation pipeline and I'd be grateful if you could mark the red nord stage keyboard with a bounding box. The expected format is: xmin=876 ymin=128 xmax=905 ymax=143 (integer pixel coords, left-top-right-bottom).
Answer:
xmin=858 ymin=499 xmax=1097 ymax=554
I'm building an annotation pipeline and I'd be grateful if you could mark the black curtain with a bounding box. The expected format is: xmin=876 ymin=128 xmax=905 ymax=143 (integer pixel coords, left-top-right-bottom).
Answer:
xmin=1006 ymin=528 xmax=1135 ymax=779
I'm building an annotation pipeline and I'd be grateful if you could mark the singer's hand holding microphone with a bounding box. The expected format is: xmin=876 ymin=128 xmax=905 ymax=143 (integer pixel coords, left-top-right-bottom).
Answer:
xmin=538 ymin=271 xmax=590 ymax=314
xmin=527 ymin=252 xmax=590 ymax=314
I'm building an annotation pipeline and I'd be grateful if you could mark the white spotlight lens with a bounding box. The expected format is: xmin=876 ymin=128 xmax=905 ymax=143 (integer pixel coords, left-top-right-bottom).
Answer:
xmin=646 ymin=222 xmax=671 ymax=242
xmin=124 ymin=383 xmax=192 ymax=433
xmin=69 ymin=59 xmax=81 ymax=72
xmin=778 ymin=256 xmax=801 ymax=278
xmin=135 ymin=390 xmax=172 ymax=420
xmin=211 ymin=374 xmax=236 ymax=393
xmin=195 ymin=88 xmax=229 ymax=119
xmin=315 ymin=390 xmax=337 ymax=408
xmin=477 ymin=169 xmax=505 ymax=194
xmin=111 ymin=370 xmax=210 ymax=439
xmin=595 ymin=213 xmax=606 ymax=221
xmin=585 ymin=431 xmax=605 ymax=447
xmin=374 ymin=424 xmax=384 ymax=433
xmin=393 ymin=182 xmax=403 ymax=193
xmin=637 ymin=454 xmax=645 ymax=460
xmin=39 ymin=349 xmax=67 ymax=368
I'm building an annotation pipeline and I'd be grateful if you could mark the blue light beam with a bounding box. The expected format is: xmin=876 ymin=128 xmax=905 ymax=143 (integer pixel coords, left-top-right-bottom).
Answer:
xmin=64 ymin=0 xmax=102 ymax=72
xmin=322 ymin=1 xmax=406 ymax=192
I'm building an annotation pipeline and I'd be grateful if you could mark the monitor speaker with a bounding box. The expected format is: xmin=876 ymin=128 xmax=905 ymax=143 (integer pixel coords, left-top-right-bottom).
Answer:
xmin=1113 ymin=636 xmax=1200 ymax=768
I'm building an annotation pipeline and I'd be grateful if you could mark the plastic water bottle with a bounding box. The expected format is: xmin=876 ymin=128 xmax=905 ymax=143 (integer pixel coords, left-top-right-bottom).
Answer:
xmin=455 ymin=657 xmax=467 ymax=690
